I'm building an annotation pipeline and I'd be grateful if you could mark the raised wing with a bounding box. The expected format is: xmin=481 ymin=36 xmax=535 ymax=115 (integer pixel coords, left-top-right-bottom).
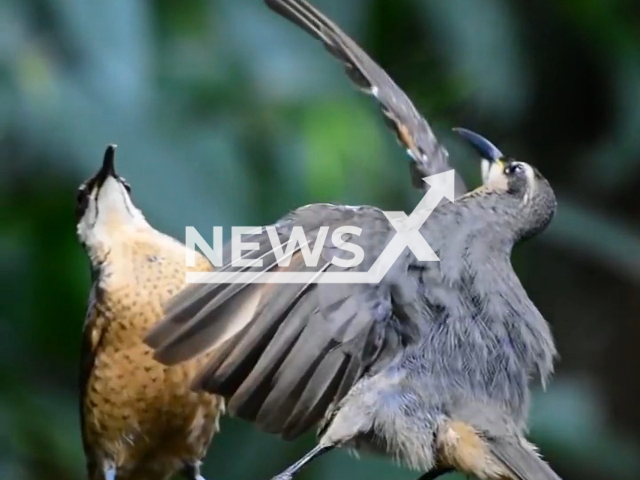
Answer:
xmin=265 ymin=0 xmax=467 ymax=195
xmin=146 ymin=204 xmax=424 ymax=440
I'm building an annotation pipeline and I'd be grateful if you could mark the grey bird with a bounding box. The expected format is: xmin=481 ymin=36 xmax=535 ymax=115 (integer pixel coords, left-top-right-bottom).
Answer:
xmin=145 ymin=1 xmax=561 ymax=480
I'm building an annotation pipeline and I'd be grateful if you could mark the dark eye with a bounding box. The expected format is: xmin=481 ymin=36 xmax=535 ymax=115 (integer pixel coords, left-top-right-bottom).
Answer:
xmin=506 ymin=163 xmax=525 ymax=176
xmin=75 ymin=186 xmax=89 ymax=221
xmin=119 ymin=177 xmax=131 ymax=193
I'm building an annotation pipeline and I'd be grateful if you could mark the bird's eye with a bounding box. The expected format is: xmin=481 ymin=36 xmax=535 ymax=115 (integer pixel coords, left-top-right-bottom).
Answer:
xmin=506 ymin=163 xmax=525 ymax=176
xmin=119 ymin=177 xmax=131 ymax=193
xmin=75 ymin=186 xmax=90 ymax=221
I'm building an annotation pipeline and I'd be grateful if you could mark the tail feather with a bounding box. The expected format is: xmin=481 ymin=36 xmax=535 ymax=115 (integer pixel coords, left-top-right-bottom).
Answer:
xmin=490 ymin=439 xmax=562 ymax=480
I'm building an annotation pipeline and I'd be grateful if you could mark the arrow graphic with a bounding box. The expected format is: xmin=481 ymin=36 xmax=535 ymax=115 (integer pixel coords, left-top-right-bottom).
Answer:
xmin=186 ymin=170 xmax=456 ymax=285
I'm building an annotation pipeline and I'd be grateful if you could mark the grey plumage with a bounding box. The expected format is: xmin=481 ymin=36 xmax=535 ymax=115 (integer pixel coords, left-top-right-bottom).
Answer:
xmin=146 ymin=175 xmax=558 ymax=478
xmin=145 ymin=1 xmax=561 ymax=480
xmin=490 ymin=440 xmax=562 ymax=480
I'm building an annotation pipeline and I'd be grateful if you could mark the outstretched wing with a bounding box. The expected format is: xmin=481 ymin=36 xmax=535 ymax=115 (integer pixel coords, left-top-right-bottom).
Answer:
xmin=265 ymin=0 xmax=467 ymax=195
xmin=146 ymin=204 xmax=426 ymax=440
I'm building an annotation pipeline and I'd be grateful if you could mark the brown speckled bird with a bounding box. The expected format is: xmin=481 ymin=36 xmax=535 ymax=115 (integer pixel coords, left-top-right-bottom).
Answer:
xmin=76 ymin=145 xmax=224 ymax=480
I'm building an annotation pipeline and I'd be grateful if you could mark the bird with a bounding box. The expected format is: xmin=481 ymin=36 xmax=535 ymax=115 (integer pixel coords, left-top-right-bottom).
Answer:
xmin=76 ymin=145 xmax=224 ymax=480
xmin=144 ymin=1 xmax=561 ymax=480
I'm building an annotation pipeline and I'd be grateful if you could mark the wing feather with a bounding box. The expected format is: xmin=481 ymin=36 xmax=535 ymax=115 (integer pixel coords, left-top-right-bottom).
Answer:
xmin=147 ymin=206 xmax=423 ymax=439
xmin=264 ymin=0 xmax=467 ymax=195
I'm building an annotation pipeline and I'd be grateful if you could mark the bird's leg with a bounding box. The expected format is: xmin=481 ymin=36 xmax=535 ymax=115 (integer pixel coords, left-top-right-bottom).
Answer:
xmin=416 ymin=467 xmax=454 ymax=480
xmin=270 ymin=445 xmax=334 ymax=480
xmin=181 ymin=462 xmax=206 ymax=480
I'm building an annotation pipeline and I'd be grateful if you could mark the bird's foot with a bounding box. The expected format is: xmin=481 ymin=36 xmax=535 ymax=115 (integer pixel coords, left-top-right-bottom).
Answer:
xmin=270 ymin=473 xmax=293 ymax=480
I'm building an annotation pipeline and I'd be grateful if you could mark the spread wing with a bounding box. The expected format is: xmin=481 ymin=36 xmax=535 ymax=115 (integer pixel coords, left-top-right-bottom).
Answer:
xmin=146 ymin=204 xmax=427 ymax=440
xmin=265 ymin=0 xmax=467 ymax=195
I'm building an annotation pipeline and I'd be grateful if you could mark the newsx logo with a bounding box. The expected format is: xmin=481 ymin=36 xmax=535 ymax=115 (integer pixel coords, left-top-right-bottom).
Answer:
xmin=185 ymin=171 xmax=455 ymax=284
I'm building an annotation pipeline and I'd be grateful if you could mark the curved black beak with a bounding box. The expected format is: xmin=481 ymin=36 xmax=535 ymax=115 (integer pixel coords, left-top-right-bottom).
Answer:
xmin=453 ymin=128 xmax=504 ymax=162
xmin=92 ymin=144 xmax=118 ymax=188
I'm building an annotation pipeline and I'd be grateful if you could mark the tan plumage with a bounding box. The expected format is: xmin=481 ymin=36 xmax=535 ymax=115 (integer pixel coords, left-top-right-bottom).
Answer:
xmin=77 ymin=146 xmax=223 ymax=480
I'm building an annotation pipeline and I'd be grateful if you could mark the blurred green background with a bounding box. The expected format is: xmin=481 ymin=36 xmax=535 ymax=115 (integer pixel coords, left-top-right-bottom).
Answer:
xmin=1 ymin=0 xmax=640 ymax=479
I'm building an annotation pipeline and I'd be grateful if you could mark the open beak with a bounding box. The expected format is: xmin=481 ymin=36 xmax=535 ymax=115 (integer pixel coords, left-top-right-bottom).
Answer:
xmin=453 ymin=128 xmax=505 ymax=182
xmin=91 ymin=144 xmax=118 ymax=188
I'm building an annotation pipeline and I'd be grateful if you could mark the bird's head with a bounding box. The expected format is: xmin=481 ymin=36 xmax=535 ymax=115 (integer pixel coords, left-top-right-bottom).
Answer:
xmin=453 ymin=128 xmax=557 ymax=242
xmin=76 ymin=145 xmax=148 ymax=258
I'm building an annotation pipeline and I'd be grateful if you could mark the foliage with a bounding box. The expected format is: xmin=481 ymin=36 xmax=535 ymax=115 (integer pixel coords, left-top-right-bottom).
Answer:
xmin=1 ymin=1 xmax=639 ymax=479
